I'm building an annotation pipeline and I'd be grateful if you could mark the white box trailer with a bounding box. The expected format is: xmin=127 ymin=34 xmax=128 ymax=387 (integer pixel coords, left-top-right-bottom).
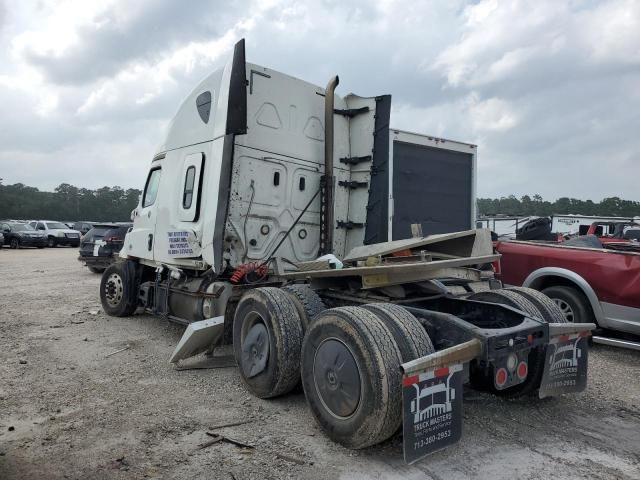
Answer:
xmin=100 ymin=39 xmax=594 ymax=464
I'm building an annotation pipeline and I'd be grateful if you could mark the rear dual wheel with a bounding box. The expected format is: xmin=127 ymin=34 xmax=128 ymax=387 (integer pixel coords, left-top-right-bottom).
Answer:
xmin=301 ymin=304 xmax=433 ymax=449
xmin=233 ymin=288 xmax=304 ymax=399
xmin=468 ymin=288 xmax=563 ymax=396
xmin=282 ymin=284 xmax=326 ymax=331
xmin=233 ymin=290 xmax=435 ymax=449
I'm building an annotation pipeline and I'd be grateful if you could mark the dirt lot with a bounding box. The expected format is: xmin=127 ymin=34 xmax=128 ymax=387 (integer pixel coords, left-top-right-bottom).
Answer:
xmin=1 ymin=248 xmax=639 ymax=480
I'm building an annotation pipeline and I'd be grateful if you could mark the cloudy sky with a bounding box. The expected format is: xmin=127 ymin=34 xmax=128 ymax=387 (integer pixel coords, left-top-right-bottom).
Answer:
xmin=0 ymin=0 xmax=638 ymax=200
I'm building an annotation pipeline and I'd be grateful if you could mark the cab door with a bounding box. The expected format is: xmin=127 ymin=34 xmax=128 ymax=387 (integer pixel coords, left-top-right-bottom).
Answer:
xmin=124 ymin=163 xmax=162 ymax=260
xmin=152 ymin=151 xmax=204 ymax=264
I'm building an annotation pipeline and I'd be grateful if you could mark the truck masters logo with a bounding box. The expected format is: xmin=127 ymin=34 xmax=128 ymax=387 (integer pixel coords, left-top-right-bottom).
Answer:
xmin=539 ymin=332 xmax=589 ymax=398
xmin=402 ymin=363 xmax=463 ymax=463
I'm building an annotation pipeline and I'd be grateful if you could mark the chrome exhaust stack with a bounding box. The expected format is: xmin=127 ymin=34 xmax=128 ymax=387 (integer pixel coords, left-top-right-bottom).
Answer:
xmin=320 ymin=75 xmax=339 ymax=255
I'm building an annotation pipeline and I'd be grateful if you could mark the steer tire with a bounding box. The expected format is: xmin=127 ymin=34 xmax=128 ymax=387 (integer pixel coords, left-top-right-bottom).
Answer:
xmin=282 ymin=284 xmax=326 ymax=331
xmin=362 ymin=303 xmax=435 ymax=362
xmin=301 ymin=306 xmax=403 ymax=449
xmin=468 ymin=289 xmax=546 ymax=397
xmin=10 ymin=238 xmax=19 ymax=249
xmin=47 ymin=237 xmax=56 ymax=248
xmin=506 ymin=287 xmax=567 ymax=323
xmin=100 ymin=261 xmax=138 ymax=317
xmin=233 ymin=287 xmax=303 ymax=399
xmin=541 ymin=286 xmax=594 ymax=324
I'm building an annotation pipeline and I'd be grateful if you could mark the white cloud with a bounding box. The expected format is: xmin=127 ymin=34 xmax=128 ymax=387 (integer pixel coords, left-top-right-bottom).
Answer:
xmin=0 ymin=0 xmax=638 ymax=203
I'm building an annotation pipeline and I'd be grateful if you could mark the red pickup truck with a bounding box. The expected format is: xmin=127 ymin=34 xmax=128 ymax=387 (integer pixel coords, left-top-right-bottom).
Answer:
xmin=585 ymin=221 xmax=640 ymax=244
xmin=495 ymin=239 xmax=640 ymax=336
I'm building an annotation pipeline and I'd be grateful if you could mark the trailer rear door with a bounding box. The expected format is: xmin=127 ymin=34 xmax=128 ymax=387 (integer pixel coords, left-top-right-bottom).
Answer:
xmin=390 ymin=130 xmax=476 ymax=240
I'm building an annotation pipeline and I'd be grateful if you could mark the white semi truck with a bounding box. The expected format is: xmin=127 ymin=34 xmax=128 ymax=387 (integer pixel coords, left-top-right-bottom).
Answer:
xmin=100 ymin=40 xmax=595 ymax=463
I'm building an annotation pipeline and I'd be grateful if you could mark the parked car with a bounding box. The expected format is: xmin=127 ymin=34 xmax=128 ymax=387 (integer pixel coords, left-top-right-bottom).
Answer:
xmin=71 ymin=221 xmax=95 ymax=235
xmin=495 ymin=237 xmax=640 ymax=335
xmin=78 ymin=223 xmax=132 ymax=273
xmin=1 ymin=221 xmax=48 ymax=249
xmin=28 ymin=220 xmax=81 ymax=247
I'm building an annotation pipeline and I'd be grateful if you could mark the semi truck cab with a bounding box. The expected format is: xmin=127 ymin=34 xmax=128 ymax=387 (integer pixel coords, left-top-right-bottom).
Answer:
xmin=103 ymin=39 xmax=594 ymax=464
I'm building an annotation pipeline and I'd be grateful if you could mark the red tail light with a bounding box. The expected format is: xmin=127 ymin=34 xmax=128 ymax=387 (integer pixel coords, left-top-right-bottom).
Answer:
xmin=495 ymin=367 xmax=508 ymax=387
xmin=517 ymin=361 xmax=528 ymax=379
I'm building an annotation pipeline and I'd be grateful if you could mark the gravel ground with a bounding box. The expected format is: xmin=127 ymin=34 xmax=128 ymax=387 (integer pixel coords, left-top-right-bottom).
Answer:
xmin=1 ymin=248 xmax=639 ymax=480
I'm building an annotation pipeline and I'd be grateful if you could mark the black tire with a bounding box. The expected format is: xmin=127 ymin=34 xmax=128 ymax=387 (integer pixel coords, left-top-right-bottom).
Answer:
xmin=505 ymin=287 xmax=567 ymax=323
xmin=47 ymin=237 xmax=56 ymax=248
xmin=37 ymin=246 xmax=45 ymax=249
xmin=233 ymin=287 xmax=303 ymax=399
xmin=10 ymin=238 xmax=19 ymax=249
xmin=282 ymin=284 xmax=326 ymax=331
xmin=301 ymin=306 xmax=403 ymax=449
xmin=469 ymin=289 xmax=543 ymax=319
xmin=362 ymin=303 xmax=434 ymax=362
xmin=100 ymin=261 xmax=138 ymax=317
xmin=88 ymin=266 xmax=106 ymax=274
xmin=468 ymin=290 xmax=546 ymax=397
xmin=541 ymin=285 xmax=594 ymax=324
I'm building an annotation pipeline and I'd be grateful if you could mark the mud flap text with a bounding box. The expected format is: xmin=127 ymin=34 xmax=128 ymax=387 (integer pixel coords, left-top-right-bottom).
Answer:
xmin=402 ymin=363 xmax=463 ymax=464
xmin=539 ymin=333 xmax=589 ymax=399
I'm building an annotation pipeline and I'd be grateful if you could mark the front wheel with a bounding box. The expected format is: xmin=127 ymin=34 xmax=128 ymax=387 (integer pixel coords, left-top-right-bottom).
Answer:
xmin=47 ymin=237 xmax=56 ymax=248
xmin=10 ymin=238 xmax=19 ymax=249
xmin=100 ymin=262 xmax=138 ymax=317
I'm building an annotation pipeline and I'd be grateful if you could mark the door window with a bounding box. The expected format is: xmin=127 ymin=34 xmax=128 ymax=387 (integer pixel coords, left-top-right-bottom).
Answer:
xmin=143 ymin=168 xmax=162 ymax=207
xmin=182 ymin=166 xmax=196 ymax=209
xmin=178 ymin=152 xmax=203 ymax=222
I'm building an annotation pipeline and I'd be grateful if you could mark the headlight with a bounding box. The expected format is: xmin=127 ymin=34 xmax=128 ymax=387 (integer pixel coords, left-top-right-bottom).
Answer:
xmin=56 ymin=231 xmax=65 ymax=237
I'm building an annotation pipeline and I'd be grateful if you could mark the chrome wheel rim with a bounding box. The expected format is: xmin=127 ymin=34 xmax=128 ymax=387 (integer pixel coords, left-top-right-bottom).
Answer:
xmin=104 ymin=273 xmax=124 ymax=307
xmin=553 ymin=298 xmax=575 ymax=322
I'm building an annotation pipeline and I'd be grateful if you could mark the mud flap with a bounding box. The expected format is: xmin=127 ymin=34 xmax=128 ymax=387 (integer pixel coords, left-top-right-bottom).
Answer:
xmin=402 ymin=363 xmax=464 ymax=463
xmin=400 ymin=339 xmax=481 ymax=464
xmin=539 ymin=330 xmax=591 ymax=399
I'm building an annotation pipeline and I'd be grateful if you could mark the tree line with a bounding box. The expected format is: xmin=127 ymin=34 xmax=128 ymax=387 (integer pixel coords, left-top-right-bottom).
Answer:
xmin=478 ymin=195 xmax=639 ymax=218
xmin=0 ymin=181 xmax=141 ymax=222
xmin=1 ymin=181 xmax=638 ymax=222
